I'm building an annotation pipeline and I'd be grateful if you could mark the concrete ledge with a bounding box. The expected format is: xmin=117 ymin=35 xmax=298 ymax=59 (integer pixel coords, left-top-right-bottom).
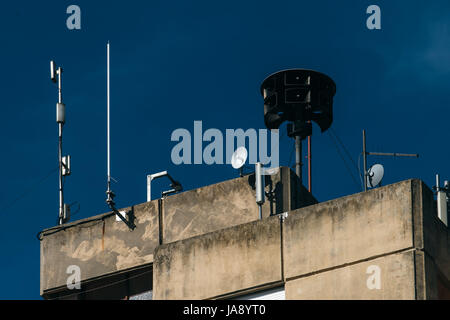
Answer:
xmin=153 ymin=216 xmax=282 ymax=300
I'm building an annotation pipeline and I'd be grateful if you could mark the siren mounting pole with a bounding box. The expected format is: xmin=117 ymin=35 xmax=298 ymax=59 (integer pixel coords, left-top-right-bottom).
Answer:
xmin=295 ymin=136 xmax=302 ymax=184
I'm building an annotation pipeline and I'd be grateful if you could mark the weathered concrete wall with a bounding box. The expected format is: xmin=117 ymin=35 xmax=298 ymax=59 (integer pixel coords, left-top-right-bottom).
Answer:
xmin=153 ymin=217 xmax=282 ymax=300
xmin=40 ymin=200 xmax=159 ymax=295
xmin=162 ymin=175 xmax=264 ymax=244
xmin=418 ymin=180 xmax=450 ymax=283
xmin=41 ymin=175 xmax=449 ymax=299
xmin=285 ymin=251 xmax=416 ymax=300
xmin=41 ymin=167 xmax=315 ymax=295
xmin=151 ymin=179 xmax=449 ymax=300
xmin=162 ymin=167 xmax=315 ymax=243
xmin=410 ymin=180 xmax=450 ymax=299
xmin=283 ymin=179 xmax=414 ymax=280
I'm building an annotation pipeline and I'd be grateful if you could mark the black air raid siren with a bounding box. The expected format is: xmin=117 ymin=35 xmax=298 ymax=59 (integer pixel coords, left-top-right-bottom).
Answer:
xmin=260 ymin=69 xmax=336 ymax=186
xmin=260 ymin=69 xmax=336 ymax=138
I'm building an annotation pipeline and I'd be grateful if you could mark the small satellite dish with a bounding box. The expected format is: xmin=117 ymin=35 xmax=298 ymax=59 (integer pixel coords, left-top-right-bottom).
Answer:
xmin=231 ymin=147 xmax=248 ymax=169
xmin=367 ymin=164 xmax=384 ymax=188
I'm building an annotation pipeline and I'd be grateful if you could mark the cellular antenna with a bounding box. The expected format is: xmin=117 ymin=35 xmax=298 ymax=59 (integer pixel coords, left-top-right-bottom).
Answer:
xmin=105 ymin=42 xmax=135 ymax=230
xmin=50 ymin=60 xmax=71 ymax=225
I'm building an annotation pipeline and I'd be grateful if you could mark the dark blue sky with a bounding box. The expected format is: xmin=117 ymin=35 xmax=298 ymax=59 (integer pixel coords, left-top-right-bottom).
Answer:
xmin=1 ymin=1 xmax=449 ymax=299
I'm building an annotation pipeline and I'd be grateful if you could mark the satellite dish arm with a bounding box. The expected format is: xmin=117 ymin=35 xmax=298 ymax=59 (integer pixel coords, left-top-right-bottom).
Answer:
xmin=147 ymin=171 xmax=183 ymax=201
xmin=166 ymin=174 xmax=183 ymax=192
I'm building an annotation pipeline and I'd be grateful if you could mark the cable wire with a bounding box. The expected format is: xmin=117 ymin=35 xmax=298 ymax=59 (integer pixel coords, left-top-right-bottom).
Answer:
xmin=1 ymin=166 xmax=58 ymax=213
xmin=357 ymin=152 xmax=364 ymax=191
xmin=329 ymin=128 xmax=359 ymax=173
xmin=328 ymin=132 xmax=361 ymax=189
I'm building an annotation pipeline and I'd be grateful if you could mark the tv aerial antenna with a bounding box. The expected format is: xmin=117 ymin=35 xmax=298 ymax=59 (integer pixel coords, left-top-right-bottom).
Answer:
xmin=50 ymin=60 xmax=72 ymax=225
xmin=362 ymin=130 xmax=419 ymax=191
xmin=105 ymin=42 xmax=135 ymax=230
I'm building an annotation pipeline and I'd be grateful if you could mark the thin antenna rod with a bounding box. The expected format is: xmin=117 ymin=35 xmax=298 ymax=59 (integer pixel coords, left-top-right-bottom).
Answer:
xmin=107 ymin=42 xmax=111 ymax=195
xmin=105 ymin=41 xmax=116 ymax=207
xmin=103 ymin=41 xmax=134 ymax=230
xmin=58 ymin=68 xmax=62 ymax=104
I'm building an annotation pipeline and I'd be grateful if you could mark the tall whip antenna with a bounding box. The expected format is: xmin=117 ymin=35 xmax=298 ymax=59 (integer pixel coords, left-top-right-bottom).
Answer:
xmin=104 ymin=42 xmax=135 ymax=230
xmin=106 ymin=41 xmax=113 ymax=204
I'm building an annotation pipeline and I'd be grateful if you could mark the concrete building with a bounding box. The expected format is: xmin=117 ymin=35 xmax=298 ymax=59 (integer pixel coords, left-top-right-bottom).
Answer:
xmin=39 ymin=167 xmax=450 ymax=300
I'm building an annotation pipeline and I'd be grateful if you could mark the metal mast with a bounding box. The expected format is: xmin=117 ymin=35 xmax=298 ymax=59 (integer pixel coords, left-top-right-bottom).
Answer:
xmin=51 ymin=60 xmax=70 ymax=225
xmin=57 ymin=67 xmax=64 ymax=224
